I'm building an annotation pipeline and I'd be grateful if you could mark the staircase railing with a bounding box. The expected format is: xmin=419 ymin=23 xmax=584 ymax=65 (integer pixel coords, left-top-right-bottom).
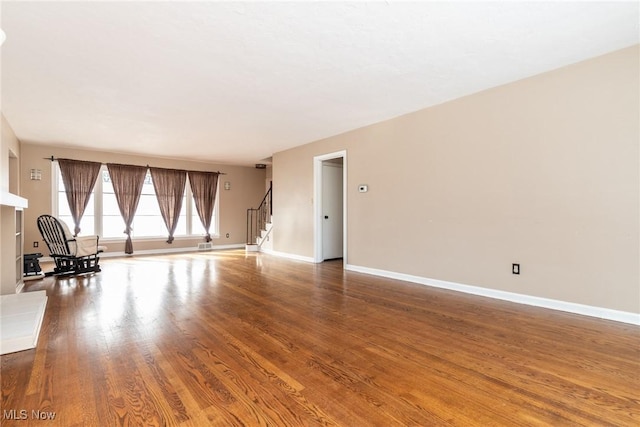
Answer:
xmin=246 ymin=183 xmax=272 ymax=245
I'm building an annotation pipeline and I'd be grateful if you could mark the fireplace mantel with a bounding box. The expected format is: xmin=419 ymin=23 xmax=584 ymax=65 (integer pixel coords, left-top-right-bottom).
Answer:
xmin=0 ymin=191 xmax=28 ymax=209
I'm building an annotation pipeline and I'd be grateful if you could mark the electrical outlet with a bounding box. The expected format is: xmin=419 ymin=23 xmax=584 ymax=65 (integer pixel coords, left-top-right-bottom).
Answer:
xmin=33 ymin=241 xmax=39 ymax=248
xmin=512 ymin=263 xmax=520 ymax=275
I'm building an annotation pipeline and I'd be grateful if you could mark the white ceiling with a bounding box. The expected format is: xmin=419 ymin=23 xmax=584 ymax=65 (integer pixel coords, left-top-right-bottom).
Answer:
xmin=1 ymin=1 xmax=638 ymax=165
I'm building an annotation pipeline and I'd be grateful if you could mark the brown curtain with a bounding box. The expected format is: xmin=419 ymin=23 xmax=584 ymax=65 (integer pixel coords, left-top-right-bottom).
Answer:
xmin=150 ymin=168 xmax=186 ymax=244
xmin=188 ymin=171 xmax=219 ymax=242
xmin=57 ymin=158 xmax=102 ymax=236
xmin=107 ymin=163 xmax=148 ymax=254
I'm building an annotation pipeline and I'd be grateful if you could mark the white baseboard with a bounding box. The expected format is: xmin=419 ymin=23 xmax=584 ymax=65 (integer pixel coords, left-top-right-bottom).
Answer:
xmin=102 ymin=243 xmax=245 ymax=258
xmin=345 ymin=264 xmax=640 ymax=326
xmin=40 ymin=244 xmax=245 ymax=262
xmin=259 ymin=248 xmax=316 ymax=263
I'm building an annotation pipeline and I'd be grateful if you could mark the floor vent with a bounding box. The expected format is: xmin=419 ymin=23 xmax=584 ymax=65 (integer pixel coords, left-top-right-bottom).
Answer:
xmin=198 ymin=242 xmax=213 ymax=251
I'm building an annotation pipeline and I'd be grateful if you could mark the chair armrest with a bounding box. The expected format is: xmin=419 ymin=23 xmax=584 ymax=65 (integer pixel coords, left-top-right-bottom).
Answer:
xmin=69 ymin=235 xmax=100 ymax=257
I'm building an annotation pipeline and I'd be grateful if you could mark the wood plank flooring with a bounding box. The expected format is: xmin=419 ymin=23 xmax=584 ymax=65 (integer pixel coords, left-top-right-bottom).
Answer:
xmin=1 ymin=250 xmax=639 ymax=426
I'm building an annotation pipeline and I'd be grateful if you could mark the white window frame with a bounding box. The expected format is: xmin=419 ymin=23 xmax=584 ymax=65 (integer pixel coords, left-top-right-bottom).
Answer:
xmin=52 ymin=163 xmax=220 ymax=241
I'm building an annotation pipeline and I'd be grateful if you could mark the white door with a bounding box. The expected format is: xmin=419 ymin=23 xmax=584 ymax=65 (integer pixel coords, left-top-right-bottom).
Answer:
xmin=322 ymin=162 xmax=343 ymax=260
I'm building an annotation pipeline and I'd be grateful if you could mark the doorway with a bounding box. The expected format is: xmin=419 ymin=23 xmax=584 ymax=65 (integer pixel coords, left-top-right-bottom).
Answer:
xmin=314 ymin=150 xmax=347 ymax=264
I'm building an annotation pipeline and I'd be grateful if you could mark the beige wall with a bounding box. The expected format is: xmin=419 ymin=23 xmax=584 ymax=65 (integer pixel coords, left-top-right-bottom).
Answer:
xmin=20 ymin=143 xmax=266 ymax=255
xmin=272 ymin=45 xmax=640 ymax=313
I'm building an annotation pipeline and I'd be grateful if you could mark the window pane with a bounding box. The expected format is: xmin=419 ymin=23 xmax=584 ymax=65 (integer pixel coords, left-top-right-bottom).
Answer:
xmin=58 ymin=215 xmax=94 ymax=236
xmin=136 ymin=194 xmax=160 ymax=214
xmin=103 ymin=193 xmax=120 ymax=216
xmin=175 ymin=202 xmax=187 ymax=236
xmin=101 ymin=170 xmax=111 ymax=185
xmin=58 ymin=193 xmax=71 ymax=216
xmin=83 ymin=194 xmax=95 ymax=216
xmin=191 ymin=198 xmax=209 ymax=236
xmin=103 ymin=215 xmax=124 ymax=238
xmin=141 ymin=174 xmax=155 ymax=194
xmin=78 ymin=216 xmax=95 ymax=236
xmin=132 ymin=215 xmax=165 ymax=237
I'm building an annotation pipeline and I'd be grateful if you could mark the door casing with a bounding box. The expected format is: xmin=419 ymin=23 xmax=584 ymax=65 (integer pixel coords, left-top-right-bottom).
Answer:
xmin=313 ymin=150 xmax=347 ymax=264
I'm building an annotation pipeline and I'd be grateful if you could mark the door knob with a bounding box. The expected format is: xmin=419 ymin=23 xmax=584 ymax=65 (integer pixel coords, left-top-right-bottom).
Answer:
xmin=324 ymin=215 xmax=329 ymax=219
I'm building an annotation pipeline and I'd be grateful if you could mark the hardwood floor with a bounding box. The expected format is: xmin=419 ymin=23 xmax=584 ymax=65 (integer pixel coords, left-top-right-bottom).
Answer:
xmin=1 ymin=250 xmax=638 ymax=426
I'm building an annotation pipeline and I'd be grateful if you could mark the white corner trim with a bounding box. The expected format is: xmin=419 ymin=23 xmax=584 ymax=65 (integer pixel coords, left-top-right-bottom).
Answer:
xmin=345 ymin=264 xmax=640 ymax=326
xmin=260 ymin=248 xmax=316 ymax=263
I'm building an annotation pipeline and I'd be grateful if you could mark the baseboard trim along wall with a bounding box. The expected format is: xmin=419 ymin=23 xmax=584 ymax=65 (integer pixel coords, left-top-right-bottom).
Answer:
xmin=101 ymin=244 xmax=245 ymax=258
xmin=259 ymin=248 xmax=316 ymax=263
xmin=40 ymin=244 xmax=245 ymax=262
xmin=345 ymin=264 xmax=640 ymax=326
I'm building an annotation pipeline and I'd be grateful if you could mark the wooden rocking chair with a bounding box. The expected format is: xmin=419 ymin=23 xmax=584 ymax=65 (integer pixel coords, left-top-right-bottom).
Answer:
xmin=37 ymin=215 xmax=106 ymax=277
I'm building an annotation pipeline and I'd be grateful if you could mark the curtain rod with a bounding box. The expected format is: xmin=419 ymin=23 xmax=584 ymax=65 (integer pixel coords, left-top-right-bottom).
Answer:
xmin=43 ymin=156 xmax=227 ymax=175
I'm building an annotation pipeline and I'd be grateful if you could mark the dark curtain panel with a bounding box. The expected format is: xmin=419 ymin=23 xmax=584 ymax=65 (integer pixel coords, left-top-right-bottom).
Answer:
xmin=57 ymin=158 xmax=102 ymax=236
xmin=188 ymin=171 xmax=219 ymax=242
xmin=107 ymin=163 xmax=148 ymax=254
xmin=150 ymin=167 xmax=187 ymax=244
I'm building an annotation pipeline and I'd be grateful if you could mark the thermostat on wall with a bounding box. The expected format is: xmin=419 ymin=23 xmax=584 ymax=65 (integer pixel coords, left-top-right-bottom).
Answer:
xmin=358 ymin=185 xmax=368 ymax=193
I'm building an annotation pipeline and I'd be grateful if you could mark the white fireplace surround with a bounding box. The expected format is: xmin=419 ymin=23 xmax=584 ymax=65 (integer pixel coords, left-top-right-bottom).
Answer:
xmin=0 ymin=191 xmax=28 ymax=208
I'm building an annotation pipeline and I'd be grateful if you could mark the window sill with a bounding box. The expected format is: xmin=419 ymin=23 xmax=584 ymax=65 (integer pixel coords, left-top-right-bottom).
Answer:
xmin=99 ymin=235 xmax=220 ymax=244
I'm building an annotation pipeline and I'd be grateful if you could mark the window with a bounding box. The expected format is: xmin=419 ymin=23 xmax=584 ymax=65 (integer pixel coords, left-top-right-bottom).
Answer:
xmin=54 ymin=164 xmax=218 ymax=240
